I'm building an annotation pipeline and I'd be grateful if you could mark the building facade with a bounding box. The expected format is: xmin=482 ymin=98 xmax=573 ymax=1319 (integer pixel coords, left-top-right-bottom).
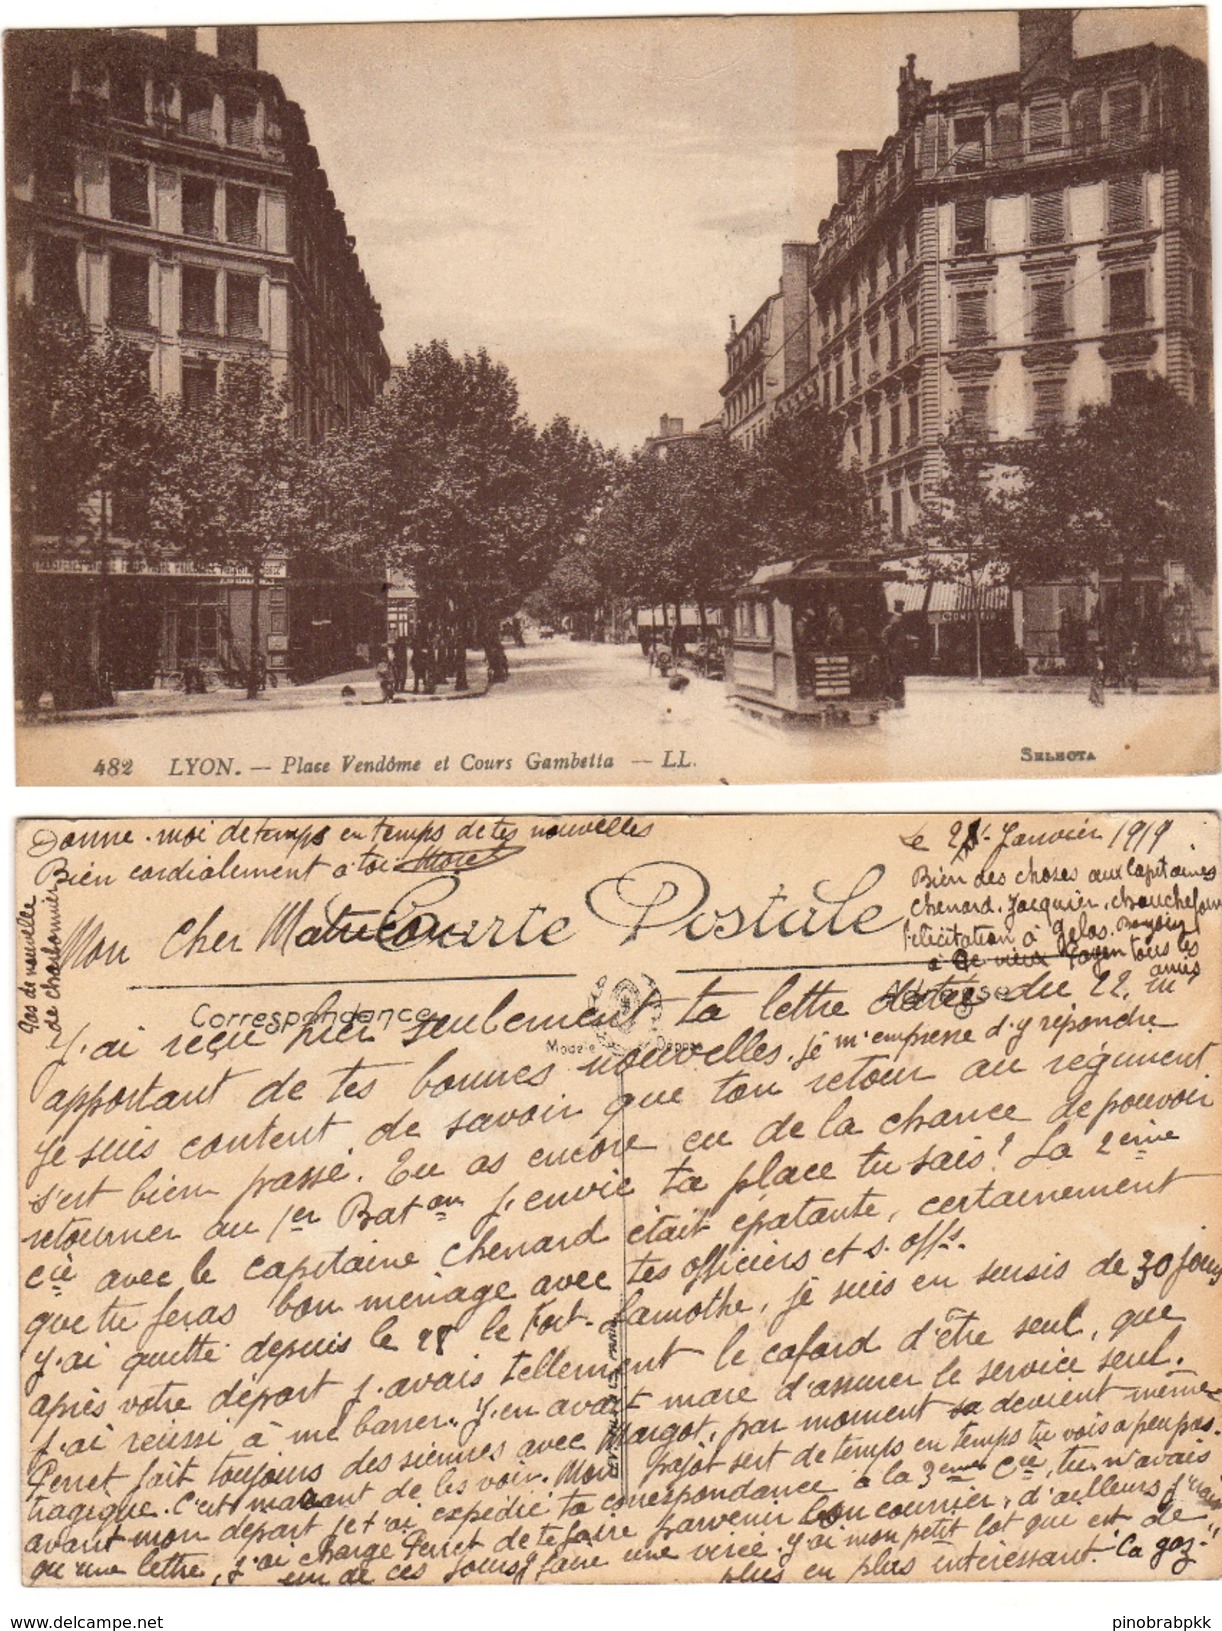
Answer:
xmin=642 ymin=412 xmax=724 ymax=458
xmin=722 ymin=294 xmax=781 ymax=449
xmin=724 ymin=10 xmax=1214 ymax=669
xmin=7 ymin=25 xmax=391 ymax=695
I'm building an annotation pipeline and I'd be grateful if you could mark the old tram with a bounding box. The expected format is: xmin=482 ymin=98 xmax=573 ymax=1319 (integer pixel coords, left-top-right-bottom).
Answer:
xmin=728 ymin=553 xmax=904 ymax=725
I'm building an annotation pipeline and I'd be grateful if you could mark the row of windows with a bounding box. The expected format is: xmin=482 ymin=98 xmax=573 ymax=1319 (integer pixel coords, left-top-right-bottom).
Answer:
xmin=33 ymin=235 xmax=263 ymax=341
xmin=181 ymin=264 xmax=260 ymax=337
xmin=954 ymin=368 xmax=1155 ymax=436
xmin=173 ymin=360 xmax=353 ymax=442
xmin=34 ymin=154 xmax=383 ymax=400
xmin=105 ymin=156 xmax=263 ymax=247
xmin=58 ymin=57 xmax=270 ymax=152
xmin=824 ymin=305 xmax=920 ymax=404
xmin=726 ymin=322 xmax=769 ymax=379
xmin=873 ymin=481 xmax=922 ymax=536
xmin=290 ymin=291 xmax=372 ymax=415
xmin=291 ymin=378 xmax=353 ymax=444
xmin=818 ymin=220 xmax=919 ymax=335
xmin=845 ymin=389 xmax=923 ymax=464
xmin=948 ymin=82 xmax=1146 ymax=171
xmin=952 ymin=175 xmax=1146 ymax=258
xmin=727 ymin=370 xmax=766 ymax=427
xmin=953 ymin=264 xmax=1150 ymax=346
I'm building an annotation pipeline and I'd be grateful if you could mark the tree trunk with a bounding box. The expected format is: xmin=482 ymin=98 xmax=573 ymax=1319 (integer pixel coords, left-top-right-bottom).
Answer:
xmin=417 ymin=587 xmax=437 ymax=693
xmin=87 ymin=492 xmax=115 ymax=708
xmin=246 ymin=563 xmax=262 ymax=700
xmin=480 ymin=608 xmax=509 ymax=684
xmin=451 ymin=593 xmax=468 ymax=691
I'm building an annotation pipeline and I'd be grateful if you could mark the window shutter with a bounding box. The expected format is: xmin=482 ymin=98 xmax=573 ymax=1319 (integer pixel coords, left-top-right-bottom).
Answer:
xmin=1032 ymin=378 xmax=1065 ymax=428
xmin=1071 ymin=88 xmax=1102 ymax=150
xmin=1108 ymin=84 xmax=1142 ymax=141
xmin=1108 ymin=174 xmax=1143 ymax=232
xmin=35 ymin=235 xmax=80 ymax=315
xmin=955 ymin=197 xmax=986 ymax=254
xmin=1029 ymin=99 xmax=1063 ymax=153
xmin=1032 ymin=280 xmax=1065 ymax=336
xmin=110 ymin=253 xmax=149 ymax=326
xmin=227 ymin=273 xmax=261 ymax=338
xmin=953 ymin=115 xmax=986 ymax=169
xmin=1109 ymin=269 xmax=1147 ymax=328
xmin=993 ymin=103 xmax=1021 ymax=160
xmin=182 ymin=175 xmax=215 ymax=238
xmin=956 ymin=288 xmax=988 ymax=344
xmin=226 ymin=184 xmax=259 ymax=245
xmin=184 ymin=83 xmax=213 ymax=140
xmin=959 ymin=384 xmax=989 ymax=433
xmin=110 ymin=159 xmax=150 ymax=224
xmin=182 ymin=266 xmax=217 ymax=332
xmin=110 ymin=66 xmax=145 ymax=124
xmin=226 ymin=91 xmax=258 ymax=149
xmin=1030 ymin=190 xmax=1064 ymax=245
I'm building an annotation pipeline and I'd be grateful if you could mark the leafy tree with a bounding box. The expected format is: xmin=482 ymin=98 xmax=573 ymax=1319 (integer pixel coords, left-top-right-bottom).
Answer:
xmin=527 ymin=548 xmax=605 ymax=634
xmin=9 ymin=305 xmax=163 ymax=705
xmin=748 ymin=407 xmax=868 ymax=564
xmin=1005 ymin=380 xmax=1214 ymax=655
xmin=586 ymin=434 xmax=753 ymax=629
xmin=319 ymin=342 xmax=612 ymax=687
xmin=151 ymin=359 xmax=310 ymax=699
xmin=906 ymin=423 xmax=1020 ymax=682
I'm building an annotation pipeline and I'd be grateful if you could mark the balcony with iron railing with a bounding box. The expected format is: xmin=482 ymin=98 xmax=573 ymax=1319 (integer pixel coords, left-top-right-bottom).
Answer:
xmin=949 ymin=118 xmax=1156 ymax=176
xmin=812 ymin=115 xmax=1161 ymax=279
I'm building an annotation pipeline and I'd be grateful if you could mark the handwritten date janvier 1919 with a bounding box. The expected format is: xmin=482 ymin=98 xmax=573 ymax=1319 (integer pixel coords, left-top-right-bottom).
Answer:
xmin=15 ymin=813 xmax=1222 ymax=1586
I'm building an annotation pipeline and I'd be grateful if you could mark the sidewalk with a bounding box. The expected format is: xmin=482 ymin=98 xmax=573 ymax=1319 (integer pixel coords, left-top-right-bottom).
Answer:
xmin=907 ymin=672 xmax=1216 ymax=696
xmin=17 ymin=660 xmax=490 ymax=725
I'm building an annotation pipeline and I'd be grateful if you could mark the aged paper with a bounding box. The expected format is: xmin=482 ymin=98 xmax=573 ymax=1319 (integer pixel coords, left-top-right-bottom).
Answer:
xmin=16 ymin=810 xmax=1222 ymax=1585
xmin=9 ymin=10 xmax=1219 ymax=788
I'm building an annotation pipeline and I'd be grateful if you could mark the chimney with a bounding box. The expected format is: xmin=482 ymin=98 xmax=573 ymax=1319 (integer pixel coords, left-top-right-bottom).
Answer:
xmin=897 ymin=53 xmax=931 ymax=129
xmin=781 ymin=243 xmax=813 ymax=393
xmin=836 ymin=148 xmax=876 ymax=204
xmin=1019 ymin=9 xmax=1073 ymax=85
xmin=166 ymin=26 xmax=197 ymax=54
xmin=216 ymin=25 xmax=258 ymax=70
xmin=660 ymin=415 xmax=684 ymax=438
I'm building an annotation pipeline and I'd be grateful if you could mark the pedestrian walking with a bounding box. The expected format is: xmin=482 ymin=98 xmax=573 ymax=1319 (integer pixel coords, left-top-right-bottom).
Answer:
xmin=411 ymin=643 xmax=430 ymax=694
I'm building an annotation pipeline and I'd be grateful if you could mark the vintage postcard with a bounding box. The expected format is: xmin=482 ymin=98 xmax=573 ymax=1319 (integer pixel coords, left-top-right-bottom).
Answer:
xmin=16 ymin=810 xmax=1222 ymax=1584
xmin=7 ymin=10 xmax=1218 ymax=786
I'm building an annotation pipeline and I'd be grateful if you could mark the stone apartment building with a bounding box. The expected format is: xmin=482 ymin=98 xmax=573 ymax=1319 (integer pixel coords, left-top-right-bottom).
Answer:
xmin=724 ymin=9 xmax=1214 ymax=670
xmin=7 ymin=25 xmax=391 ymax=693
xmin=722 ymin=293 xmax=783 ymax=450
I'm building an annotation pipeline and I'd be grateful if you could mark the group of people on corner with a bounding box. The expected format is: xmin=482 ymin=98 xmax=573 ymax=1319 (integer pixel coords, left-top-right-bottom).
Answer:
xmin=376 ymin=634 xmax=434 ymax=701
xmin=374 ymin=617 xmax=526 ymax=701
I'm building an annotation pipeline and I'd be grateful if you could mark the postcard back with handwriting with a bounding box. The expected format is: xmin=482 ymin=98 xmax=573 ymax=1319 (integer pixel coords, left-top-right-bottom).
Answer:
xmin=16 ymin=811 xmax=1222 ymax=1585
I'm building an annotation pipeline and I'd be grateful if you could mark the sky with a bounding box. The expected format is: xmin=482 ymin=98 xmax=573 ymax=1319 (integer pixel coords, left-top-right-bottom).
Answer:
xmin=245 ymin=8 xmax=1208 ymax=451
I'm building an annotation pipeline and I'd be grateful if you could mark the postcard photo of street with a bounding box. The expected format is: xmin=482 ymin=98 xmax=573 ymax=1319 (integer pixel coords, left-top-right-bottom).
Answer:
xmin=7 ymin=9 xmax=1218 ymax=786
